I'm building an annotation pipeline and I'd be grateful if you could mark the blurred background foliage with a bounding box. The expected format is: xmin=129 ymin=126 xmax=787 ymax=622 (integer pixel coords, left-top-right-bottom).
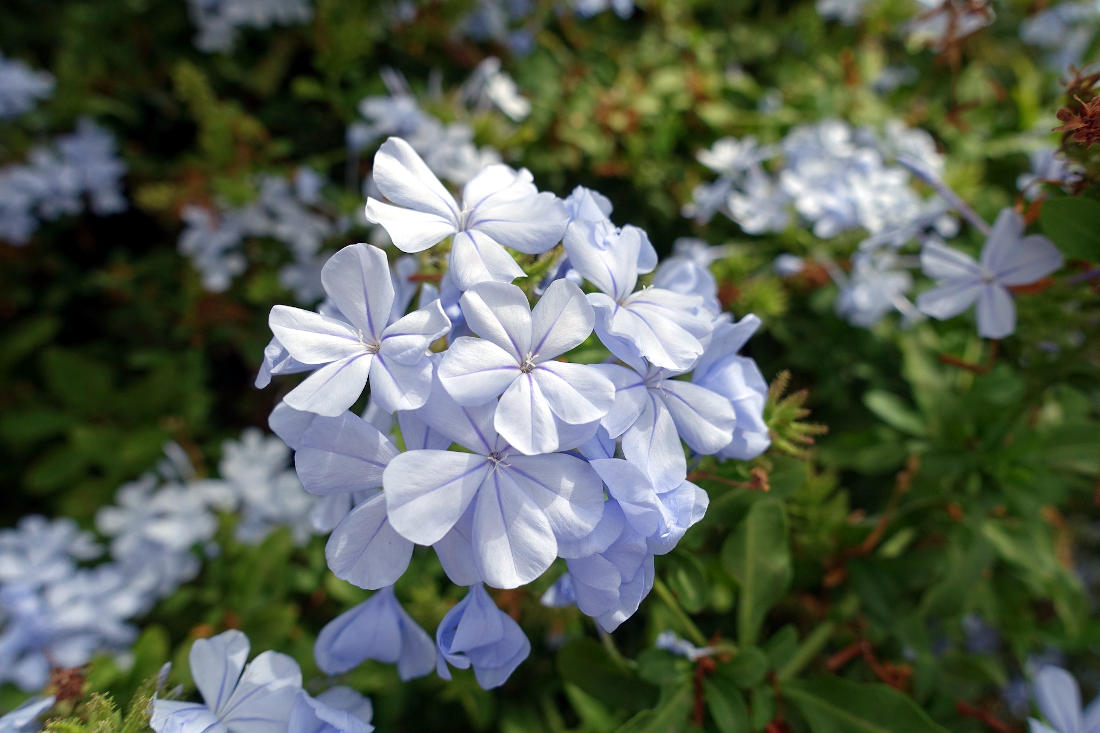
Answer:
xmin=1 ymin=0 xmax=1098 ymax=730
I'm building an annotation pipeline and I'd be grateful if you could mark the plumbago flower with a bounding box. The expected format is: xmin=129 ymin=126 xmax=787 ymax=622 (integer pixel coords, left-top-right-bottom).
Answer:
xmin=268 ymin=242 xmax=449 ymax=415
xmin=438 ymin=279 xmax=615 ymax=455
xmin=150 ymin=629 xmax=374 ymax=733
xmin=1028 ymin=665 xmax=1100 ymax=733
xmin=917 ymin=209 xmax=1063 ymax=339
xmin=150 ymin=630 xmax=303 ymax=732
xmin=258 ymin=139 xmax=771 ymax=689
xmin=384 ymin=376 xmax=605 ymax=588
xmin=364 ymin=136 xmax=568 ymax=290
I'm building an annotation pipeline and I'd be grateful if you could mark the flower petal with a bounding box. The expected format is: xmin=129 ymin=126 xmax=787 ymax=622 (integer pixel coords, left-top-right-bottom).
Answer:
xmin=450 ymin=230 xmax=527 ymax=290
xmin=190 ymin=630 xmax=249 ymax=715
xmin=916 ymin=280 xmax=983 ymax=320
xmin=369 ymin=353 xmax=434 ymax=412
xmin=1034 ymin=666 xmax=1083 ymax=733
xmin=563 ymin=220 xmax=639 ymax=300
xmin=411 ymin=374 xmax=499 ymax=454
xmin=495 ymin=373 xmax=559 ymax=455
xmin=384 ymin=450 xmax=489 ymax=545
xmin=364 ymin=198 xmax=458 ymax=253
xmin=282 ymin=353 xmax=373 ymax=417
xmin=380 ymin=300 xmax=451 ymax=365
xmin=659 ymin=380 xmax=736 ymax=455
xmin=532 ymin=361 xmax=615 ymax=425
xmin=314 ymin=589 xmax=400 ymax=675
xmin=293 ymin=413 xmax=397 ymax=494
xmin=437 ymin=337 xmax=519 ymax=406
xmin=621 ymin=394 xmax=686 ymax=491
xmin=269 ymin=306 xmax=364 ymax=365
xmin=320 ymin=244 xmax=395 ymax=341
xmin=326 ymin=492 xmax=414 ymax=589
xmin=219 ymin=652 xmax=302 ymax=732
xmin=458 ymin=282 xmax=533 ymax=359
xmin=921 ymin=239 xmax=980 ymax=280
xmin=364 ymin=137 xmax=459 ymax=252
xmin=529 ymin=278 xmax=594 ymax=360
xmin=976 ymin=284 xmax=1016 ymax=339
xmin=472 ymin=470 xmax=557 ymax=588
xmin=507 ymin=453 xmax=604 ymax=542
xmin=433 ymin=504 xmax=483 ymax=586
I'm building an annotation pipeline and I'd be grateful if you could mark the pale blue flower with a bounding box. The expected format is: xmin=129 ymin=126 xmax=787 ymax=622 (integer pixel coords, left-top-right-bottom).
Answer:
xmin=0 ymin=695 xmax=54 ymax=733
xmin=565 ymin=220 xmax=713 ymax=371
xmin=436 ymin=584 xmax=530 ymax=689
xmin=917 ymin=209 xmax=1063 ymax=338
xmin=383 ymin=376 xmax=604 ymax=588
xmin=314 ymin=585 xmax=435 ymax=680
xmin=365 ymin=137 xmax=567 ymax=289
xmin=773 ymin=254 xmax=805 ymax=276
xmin=549 ymin=499 xmax=657 ymax=632
xmin=289 ymin=688 xmax=374 ymax=733
xmin=1020 ymin=3 xmax=1099 ymax=71
xmin=438 ymin=279 xmax=615 ymax=455
xmin=836 ymin=249 xmax=916 ymax=328
xmin=588 ymin=459 xmax=707 ymax=554
xmin=219 ymin=429 xmax=315 ymax=545
xmin=597 ymin=360 xmax=734 ymax=490
xmin=0 ymin=52 xmax=53 ymax=119
xmin=697 ymin=137 xmax=775 ymax=178
xmin=187 ymin=0 xmax=312 ymax=52
xmin=0 ymin=516 xmax=100 ymax=589
xmin=54 ymin=119 xmax=127 ymax=216
xmin=727 ymin=165 xmax=791 ymax=235
xmin=1017 ymin=149 xmax=1083 ymax=201
xmin=692 ymin=315 xmax=771 ymax=461
xmin=816 ymin=0 xmax=871 ymax=24
xmin=151 ymin=630 xmax=302 ymax=733
xmin=1029 ymin=666 xmax=1100 ymax=733
xmin=268 ymin=243 xmax=450 ymax=416
xmin=572 ymin=0 xmax=634 ymax=19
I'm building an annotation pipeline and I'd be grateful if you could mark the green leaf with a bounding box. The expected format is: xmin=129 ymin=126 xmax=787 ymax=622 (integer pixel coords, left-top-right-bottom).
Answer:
xmin=783 ymin=677 xmax=948 ymax=733
xmin=863 ymin=390 xmax=927 ymax=437
xmin=704 ymin=679 xmax=749 ymax=733
xmin=721 ymin=498 xmax=792 ymax=646
xmin=558 ymin=638 xmax=659 ymax=713
xmin=722 ymin=648 xmax=768 ymax=688
xmin=1039 ymin=196 xmax=1100 ymax=261
xmin=616 ymin=681 xmax=694 ymax=733
xmin=664 ymin=552 xmax=709 ymax=613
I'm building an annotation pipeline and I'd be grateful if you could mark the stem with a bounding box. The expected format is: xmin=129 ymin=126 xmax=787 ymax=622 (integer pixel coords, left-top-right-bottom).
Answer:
xmin=896 ymin=154 xmax=991 ymax=236
xmin=652 ymin=577 xmax=708 ymax=647
xmin=777 ymin=621 xmax=836 ymax=681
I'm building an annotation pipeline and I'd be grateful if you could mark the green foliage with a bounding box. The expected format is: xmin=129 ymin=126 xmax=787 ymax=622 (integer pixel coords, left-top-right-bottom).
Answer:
xmin=44 ymin=674 xmax=156 ymax=733
xmin=1040 ymin=196 xmax=1100 ymax=261
xmin=3 ymin=0 xmax=1099 ymax=730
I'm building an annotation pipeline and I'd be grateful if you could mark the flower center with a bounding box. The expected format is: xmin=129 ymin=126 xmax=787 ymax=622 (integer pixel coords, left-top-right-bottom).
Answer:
xmin=519 ymin=354 xmax=537 ymax=373
xmin=979 ymin=268 xmax=996 ymax=285
xmin=358 ymin=329 xmax=381 ymax=354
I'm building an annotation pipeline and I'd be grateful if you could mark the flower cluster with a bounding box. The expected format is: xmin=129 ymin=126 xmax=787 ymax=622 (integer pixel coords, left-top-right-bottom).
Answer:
xmin=0 ymin=51 xmax=53 ymax=120
xmin=151 ymin=629 xmax=374 ymax=733
xmin=179 ymin=168 xmax=345 ymax=300
xmin=258 ymin=136 xmax=770 ymax=687
xmin=685 ymin=120 xmax=951 ymax=241
xmin=0 ymin=118 xmax=127 ymax=245
xmin=348 ymin=68 xmax=506 ymax=188
xmin=1020 ymin=2 xmax=1100 ymax=72
xmin=0 ymin=431 xmax=314 ymax=692
xmin=186 ymin=0 xmax=313 ymax=53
